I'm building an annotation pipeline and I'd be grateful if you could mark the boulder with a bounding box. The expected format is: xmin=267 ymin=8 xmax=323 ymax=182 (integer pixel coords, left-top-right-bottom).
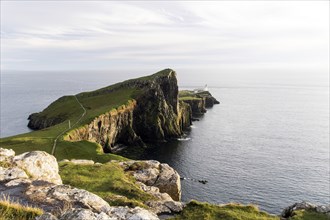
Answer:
xmin=13 ymin=151 xmax=62 ymax=184
xmin=124 ymin=160 xmax=181 ymax=201
xmin=153 ymin=164 xmax=181 ymax=201
xmin=136 ymin=182 xmax=183 ymax=214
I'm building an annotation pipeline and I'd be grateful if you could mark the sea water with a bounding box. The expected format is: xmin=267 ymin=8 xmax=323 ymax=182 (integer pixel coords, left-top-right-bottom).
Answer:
xmin=1 ymin=69 xmax=329 ymax=214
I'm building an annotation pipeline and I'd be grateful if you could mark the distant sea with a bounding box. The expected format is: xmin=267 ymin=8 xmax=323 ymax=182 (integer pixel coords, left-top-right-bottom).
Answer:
xmin=1 ymin=69 xmax=329 ymax=214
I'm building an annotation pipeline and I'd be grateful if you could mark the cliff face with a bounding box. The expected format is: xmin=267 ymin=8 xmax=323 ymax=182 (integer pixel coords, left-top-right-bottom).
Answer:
xmin=182 ymin=99 xmax=207 ymax=116
xmin=63 ymin=69 xmax=192 ymax=152
xmin=64 ymin=100 xmax=145 ymax=152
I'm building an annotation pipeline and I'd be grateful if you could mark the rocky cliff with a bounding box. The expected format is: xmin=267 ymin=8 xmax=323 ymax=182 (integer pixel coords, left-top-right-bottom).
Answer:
xmin=64 ymin=100 xmax=145 ymax=153
xmin=28 ymin=69 xmax=193 ymax=153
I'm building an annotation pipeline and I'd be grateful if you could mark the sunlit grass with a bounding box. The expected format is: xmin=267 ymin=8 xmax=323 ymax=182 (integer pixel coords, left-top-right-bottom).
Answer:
xmin=59 ymin=162 xmax=155 ymax=208
xmin=0 ymin=199 xmax=43 ymax=220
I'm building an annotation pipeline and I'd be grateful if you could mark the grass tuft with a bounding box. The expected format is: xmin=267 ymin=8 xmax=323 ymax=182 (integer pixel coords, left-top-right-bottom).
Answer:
xmin=0 ymin=199 xmax=43 ymax=220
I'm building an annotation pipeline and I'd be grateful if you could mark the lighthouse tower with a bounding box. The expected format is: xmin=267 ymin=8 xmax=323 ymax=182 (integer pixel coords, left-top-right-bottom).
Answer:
xmin=203 ymin=84 xmax=209 ymax=91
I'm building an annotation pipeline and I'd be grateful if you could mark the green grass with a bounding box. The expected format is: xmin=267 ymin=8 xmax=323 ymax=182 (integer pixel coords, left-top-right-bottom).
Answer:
xmin=288 ymin=210 xmax=329 ymax=220
xmin=178 ymin=90 xmax=203 ymax=101
xmin=0 ymin=199 xmax=43 ymax=220
xmin=171 ymin=200 xmax=279 ymax=220
xmin=59 ymin=162 xmax=156 ymax=208
xmin=179 ymin=96 xmax=202 ymax=101
xmin=178 ymin=90 xmax=195 ymax=97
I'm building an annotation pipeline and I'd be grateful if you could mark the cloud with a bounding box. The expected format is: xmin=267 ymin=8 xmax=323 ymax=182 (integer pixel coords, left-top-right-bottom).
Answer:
xmin=0 ymin=1 xmax=329 ymax=71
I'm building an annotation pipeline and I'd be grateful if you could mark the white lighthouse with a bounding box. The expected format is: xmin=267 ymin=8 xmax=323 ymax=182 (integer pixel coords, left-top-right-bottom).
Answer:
xmin=203 ymin=84 xmax=209 ymax=91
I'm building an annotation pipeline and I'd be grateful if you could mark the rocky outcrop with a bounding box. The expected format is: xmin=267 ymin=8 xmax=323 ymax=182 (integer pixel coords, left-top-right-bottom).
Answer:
xmin=120 ymin=160 xmax=181 ymax=202
xmin=0 ymin=148 xmax=160 ymax=220
xmin=136 ymin=182 xmax=183 ymax=214
xmin=0 ymin=149 xmax=62 ymax=185
xmin=282 ymin=201 xmax=330 ymax=218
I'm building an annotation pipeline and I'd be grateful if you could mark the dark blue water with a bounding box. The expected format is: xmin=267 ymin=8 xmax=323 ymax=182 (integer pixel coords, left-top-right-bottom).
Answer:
xmin=1 ymin=70 xmax=329 ymax=214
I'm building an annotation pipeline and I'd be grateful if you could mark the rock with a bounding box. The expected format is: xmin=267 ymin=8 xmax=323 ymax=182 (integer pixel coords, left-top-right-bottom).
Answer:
xmin=316 ymin=205 xmax=330 ymax=215
xmin=36 ymin=213 xmax=58 ymax=220
xmin=154 ymin=164 xmax=181 ymax=201
xmin=0 ymin=147 xmax=15 ymax=163
xmin=59 ymin=208 xmax=114 ymax=220
xmin=108 ymin=206 xmax=159 ymax=220
xmin=133 ymin=167 xmax=160 ymax=186
xmin=0 ymin=148 xmax=15 ymax=157
xmin=124 ymin=160 xmax=181 ymax=202
xmin=70 ymin=159 xmax=95 ymax=165
xmin=13 ymin=151 xmax=62 ymax=184
xmin=0 ymin=167 xmax=28 ymax=181
xmin=4 ymin=178 xmax=31 ymax=187
xmin=25 ymin=184 xmax=111 ymax=214
xmin=136 ymin=180 xmax=183 ymax=214
xmin=282 ymin=201 xmax=317 ymax=217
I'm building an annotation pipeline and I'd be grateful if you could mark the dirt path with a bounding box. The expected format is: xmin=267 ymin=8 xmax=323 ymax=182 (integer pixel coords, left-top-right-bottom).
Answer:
xmin=51 ymin=95 xmax=86 ymax=155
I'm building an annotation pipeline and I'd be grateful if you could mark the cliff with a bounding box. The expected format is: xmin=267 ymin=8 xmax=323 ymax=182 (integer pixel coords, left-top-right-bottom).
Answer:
xmin=27 ymin=69 xmax=193 ymax=153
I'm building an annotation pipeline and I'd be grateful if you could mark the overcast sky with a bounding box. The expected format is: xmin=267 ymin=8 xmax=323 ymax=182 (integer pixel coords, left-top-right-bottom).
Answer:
xmin=1 ymin=1 xmax=329 ymax=73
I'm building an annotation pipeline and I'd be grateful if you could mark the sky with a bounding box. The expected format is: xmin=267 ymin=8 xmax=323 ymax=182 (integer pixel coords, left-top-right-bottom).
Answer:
xmin=1 ymin=1 xmax=329 ymax=75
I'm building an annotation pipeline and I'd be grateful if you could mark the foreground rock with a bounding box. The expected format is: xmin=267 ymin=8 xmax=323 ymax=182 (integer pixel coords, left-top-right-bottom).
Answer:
xmin=37 ymin=207 xmax=159 ymax=220
xmin=120 ymin=160 xmax=181 ymax=201
xmin=13 ymin=151 xmax=62 ymax=185
xmin=282 ymin=201 xmax=330 ymax=218
xmin=0 ymin=148 xmax=160 ymax=220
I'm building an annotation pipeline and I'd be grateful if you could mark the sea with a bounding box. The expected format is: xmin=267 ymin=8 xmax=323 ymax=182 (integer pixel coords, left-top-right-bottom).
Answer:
xmin=1 ymin=69 xmax=329 ymax=214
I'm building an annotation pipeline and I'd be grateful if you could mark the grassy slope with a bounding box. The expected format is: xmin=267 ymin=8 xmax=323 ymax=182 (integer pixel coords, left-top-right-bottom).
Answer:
xmin=59 ymin=162 xmax=155 ymax=208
